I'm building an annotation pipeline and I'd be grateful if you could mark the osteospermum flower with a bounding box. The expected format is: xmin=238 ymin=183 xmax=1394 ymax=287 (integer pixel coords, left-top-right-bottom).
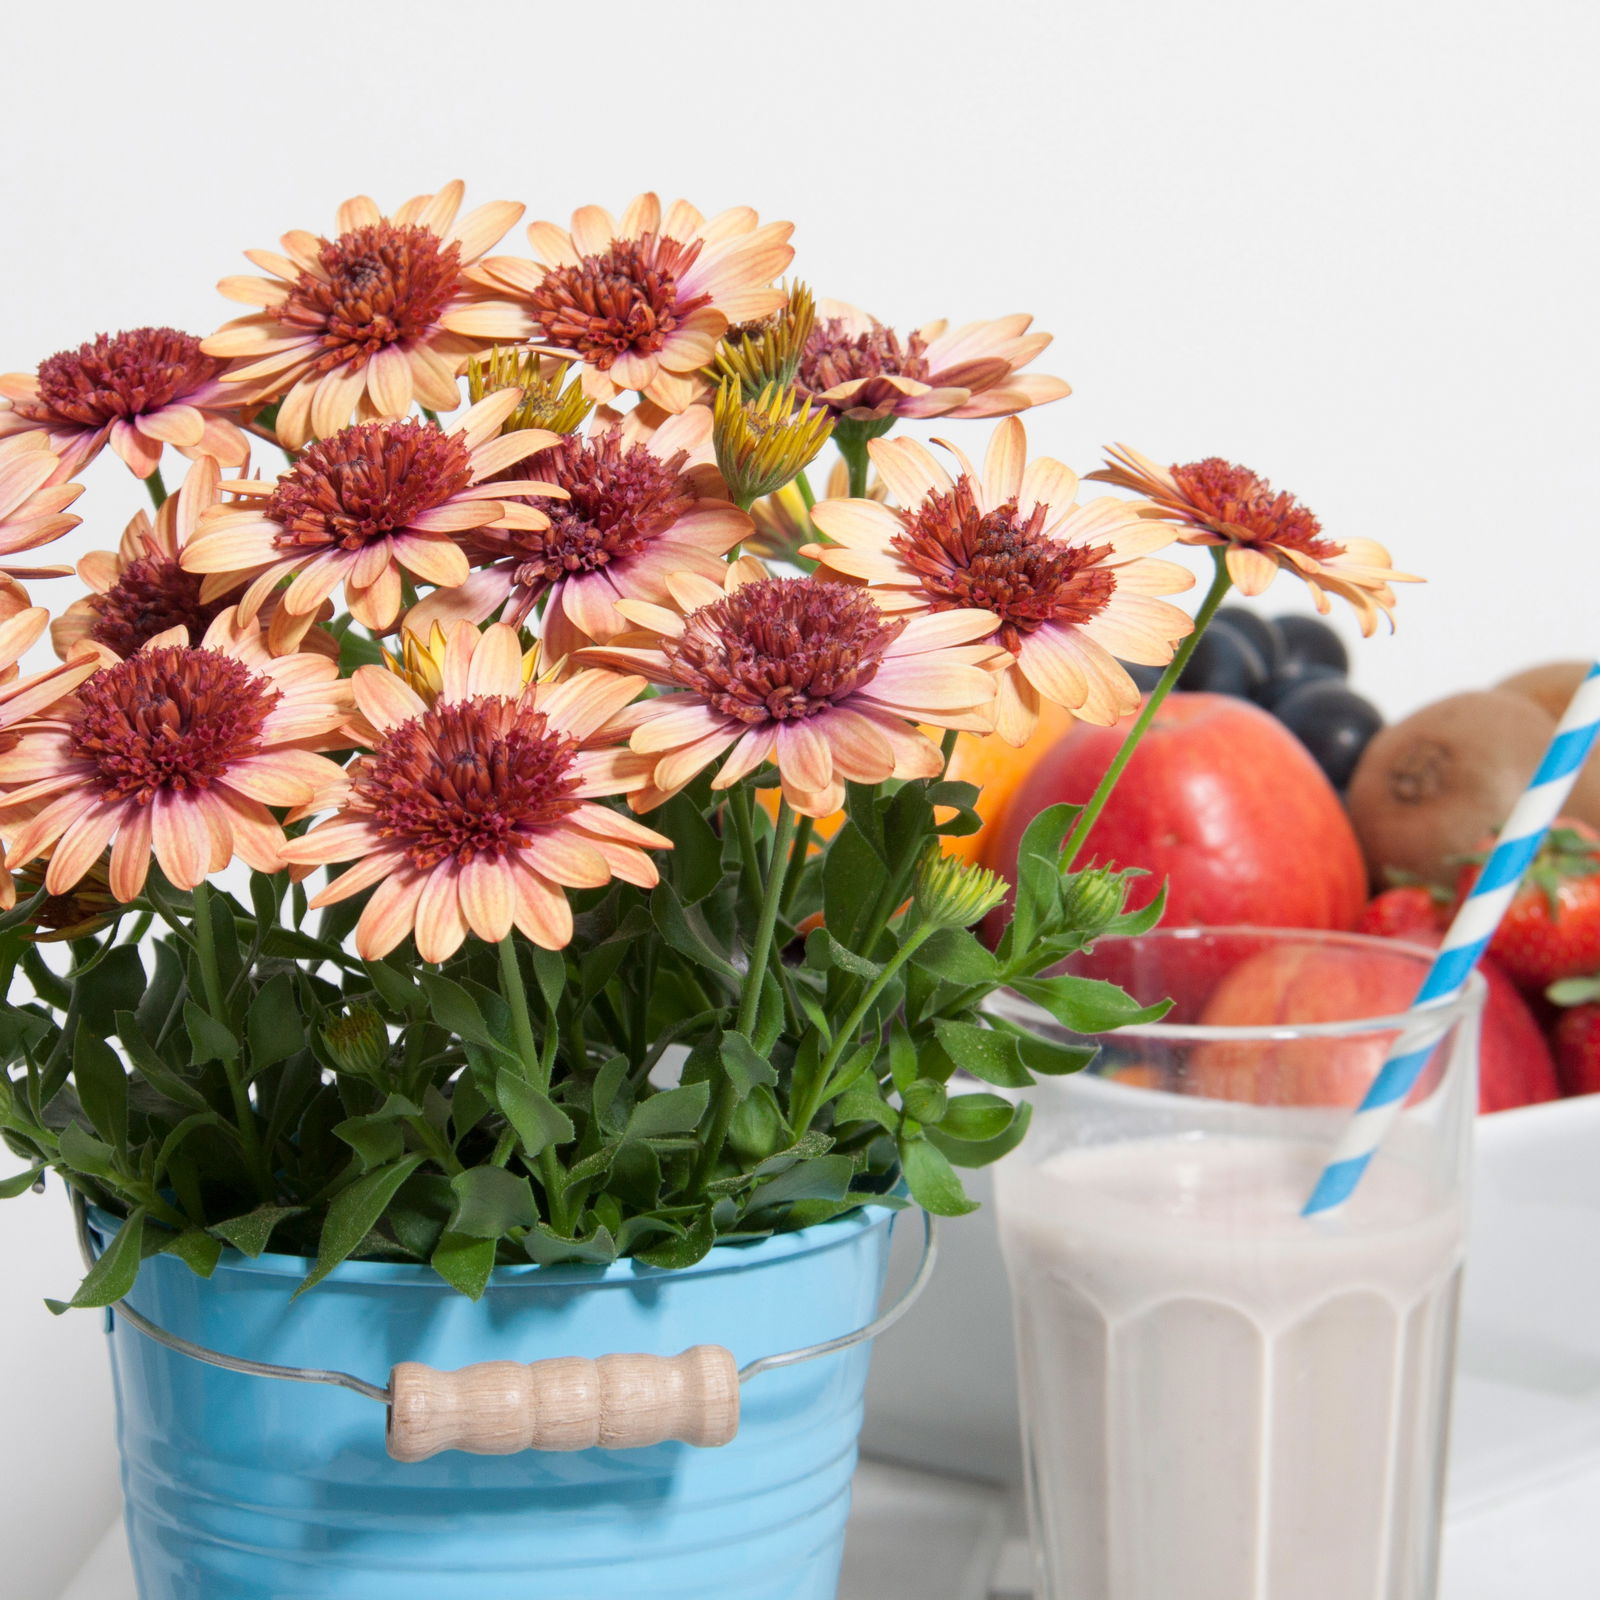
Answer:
xmin=280 ymin=620 xmax=667 ymax=960
xmin=796 ymin=300 xmax=1071 ymax=427
xmin=469 ymin=193 xmax=794 ymax=412
xmin=0 ymin=327 xmax=249 ymax=479
xmin=580 ymin=562 xmax=1006 ymax=818
xmin=0 ymin=611 xmax=350 ymax=901
xmin=1091 ymin=445 xmax=1420 ymax=634
xmin=405 ymin=404 xmax=750 ymax=660
xmin=0 ymin=434 xmax=86 ymax=580
xmin=807 ymin=419 xmax=1196 ymax=737
xmin=203 ymin=181 xmax=525 ymax=449
xmin=181 ymin=390 xmax=563 ymax=633
xmin=52 ymin=457 xmax=335 ymax=662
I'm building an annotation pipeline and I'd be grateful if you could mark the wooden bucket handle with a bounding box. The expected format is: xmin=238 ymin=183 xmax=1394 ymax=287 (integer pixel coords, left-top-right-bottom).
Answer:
xmin=386 ymin=1345 xmax=740 ymax=1461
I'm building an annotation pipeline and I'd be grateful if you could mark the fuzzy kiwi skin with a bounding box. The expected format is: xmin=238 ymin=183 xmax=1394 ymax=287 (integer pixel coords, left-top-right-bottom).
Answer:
xmin=1495 ymin=662 xmax=1600 ymax=827
xmin=1345 ymin=690 xmax=1557 ymax=888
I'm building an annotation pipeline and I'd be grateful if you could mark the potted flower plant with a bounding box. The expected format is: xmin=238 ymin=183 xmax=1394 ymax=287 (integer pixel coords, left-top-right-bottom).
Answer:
xmin=0 ymin=182 xmax=1411 ymax=1600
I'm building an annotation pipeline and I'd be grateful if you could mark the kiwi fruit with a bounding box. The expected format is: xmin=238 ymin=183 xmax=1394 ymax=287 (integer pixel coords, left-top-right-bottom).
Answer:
xmin=1495 ymin=661 xmax=1600 ymax=827
xmin=1345 ymin=690 xmax=1557 ymax=887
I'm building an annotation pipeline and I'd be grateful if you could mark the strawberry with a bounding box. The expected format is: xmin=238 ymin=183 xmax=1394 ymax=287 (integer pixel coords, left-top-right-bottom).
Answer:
xmin=1356 ymin=886 xmax=1448 ymax=940
xmin=1454 ymin=820 xmax=1600 ymax=991
xmin=1552 ymin=1003 xmax=1600 ymax=1097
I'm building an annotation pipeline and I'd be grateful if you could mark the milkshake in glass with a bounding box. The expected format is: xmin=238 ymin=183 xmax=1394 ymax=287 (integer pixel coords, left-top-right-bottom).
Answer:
xmin=993 ymin=928 xmax=1482 ymax=1600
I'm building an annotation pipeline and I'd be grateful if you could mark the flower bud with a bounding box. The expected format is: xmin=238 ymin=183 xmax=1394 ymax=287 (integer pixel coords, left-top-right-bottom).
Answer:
xmin=913 ymin=848 xmax=1009 ymax=930
xmin=321 ymin=1006 xmax=390 ymax=1078
xmin=711 ymin=282 xmax=815 ymax=397
xmin=1059 ymin=866 xmax=1131 ymax=937
xmin=713 ymin=379 xmax=833 ymax=508
xmin=465 ymin=348 xmax=593 ymax=436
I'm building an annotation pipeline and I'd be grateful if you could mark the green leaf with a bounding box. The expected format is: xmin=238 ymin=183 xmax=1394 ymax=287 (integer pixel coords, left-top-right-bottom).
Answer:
xmin=625 ymin=1080 xmax=710 ymax=1140
xmin=589 ymin=1054 xmax=630 ymax=1137
xmin=184 ymin=1001 xmax=239 ymax=1066
xmin=938 ymin=1092 xmax=1017 ymax=1143
xmin=927 ymin=1097 xmax=1034 ymax=1168
xmin=635 ymin=1211 xmax=716 ymax=1270
xmin=822 ymin=823 xmax=885 ymax=947
xmin=659 ymin=792 xmax=724 ymax=903
xmin=0 ymin=1166 xmax=43 ymax=1199
xmin=529 ymin=944 xmax=567 ymax=1013
xmin=333 ymin=1109 xmax=407 ymax=1171
xmin=75 ymin=945 xmax=148 ymax=1039
xmin=748 ymin=1154 xmax=855 ymax=1209
xmin=246 ymin=973 xmax=304 ymax=1075
xmin=931 ymin=1019 xmax=1031 ymax=1088
xmin=363 ymin=959 xmax=424 ymax=1017
xmin=913 ymin=927 xmax=999 ymax=987
xmin=296 ymin=1155 xmax=425 ymax=1297
xmin=151 ymin=1111 xmax=231 ymax=1183
xmin=899 ymin=1136 xmax=980 ymax=1216
xmin=805 ymin=927 xmax=883 ymax=981
xmin=834 ymin=1080 xmax=897 ymax=1132
xmin=495 ymin=1073 xmax=576 ymax=1159
xmin=416 ymin=972 xmax=514 ymax=1057
xmin=447 ymin=1167 xmax=538 ymax=1239
xmin=114 ymin=1012 xmax=209 ymax=1112
xmin=650 ymin=883 xmax=741 ymax=984
xmin=449 ymin=1072 xmax=491 ymax=1143
xmin=889 ymin=1023 xmax=919 ymax=1093
xmin=1009 ymin=974 xmax=1171 ymax=1035
xmin=1005 ymin=802 xmax=1079 ymax=954
xmin=431 ymin=1232 xmax=497 ymax=1300
xmin=50 ymin=1208 xmax=146 ymax=1312
xmin=720 ymin=1031 xmax=778 ymax=1101
xmin=903 ymin=1077 xmax=948 ymax=1125
xmin=160 ymin=1228 xmax=222 ymax=1278
xmin=1011 ymin=1030 xmax=1098 ymax=1078
xmin=73 ymin=1024 xmax=128 ymax=1148
xmin=210 ymin=1204 xmax=305 ymax=1259
xmin=522 ymin=1222 xmax=620 ymax=1266
xmin=58 ymin=1120 xmax=115 ymax=1178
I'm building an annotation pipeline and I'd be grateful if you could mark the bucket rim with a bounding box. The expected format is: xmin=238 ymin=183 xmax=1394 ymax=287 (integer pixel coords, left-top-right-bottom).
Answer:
xmin=85 ymin=1195 xmax=901 ymax=1291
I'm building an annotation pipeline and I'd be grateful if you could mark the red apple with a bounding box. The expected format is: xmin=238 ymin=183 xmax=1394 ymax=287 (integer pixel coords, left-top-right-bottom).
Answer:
xmin=986 ymin=692 xmax=1368 ymax=934
xmin=1188 ymin=938 xmax=1560 ymax=1112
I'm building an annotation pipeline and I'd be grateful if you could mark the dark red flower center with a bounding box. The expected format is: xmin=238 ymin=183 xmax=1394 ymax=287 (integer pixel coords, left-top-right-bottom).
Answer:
xmin=529 ymin=233 xmax=712 ymax=371
xmin=277 ymin=223 xmax=462 ymax=375
xmin=355 ymin=696 xmax=581 ymax=869
xmin=266 ymin=420 xmax=473 ymax=553
xmin=473 ymin=432 xmax=694 ymax=625
xmin=1167 ymin=458 xmax=1344 ymax=560
xmin=665 ymin=576 xmax=904 ymax=724
xmin=893 ymin=477 xmax=1116 ymax=652
xmin=33 ymin=328 xmax=221 ymax=426
xmin=799 ymin=317 xmax=930 ymax=402
xmin=88 ymin=555 xmax=230 ymax=658
xmin=71 ymin=647 xmax=278 ymax=804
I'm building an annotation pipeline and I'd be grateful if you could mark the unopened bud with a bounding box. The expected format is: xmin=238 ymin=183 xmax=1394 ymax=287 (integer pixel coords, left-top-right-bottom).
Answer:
xmin=713 ymin=379 xmax=833 ymax=508
xmin=711 ymin=282 xmax=816 ymax=397
xmin=321 ymin=1006 xmax=390 ymax=1077
xmin=1060 ymin=866 xmax=1131 ymax=936
xmin=466 ymin=348 xmax=593 ymax=436
xmin=914 ymin=849 xmax=1008 ymax=930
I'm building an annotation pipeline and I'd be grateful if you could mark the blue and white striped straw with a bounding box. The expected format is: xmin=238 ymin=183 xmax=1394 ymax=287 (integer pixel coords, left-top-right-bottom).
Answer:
xmin=1304 ymin=662 xmax=1600 ymax=1217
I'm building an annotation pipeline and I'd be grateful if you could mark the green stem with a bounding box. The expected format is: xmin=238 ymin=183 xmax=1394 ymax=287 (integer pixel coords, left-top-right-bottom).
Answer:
xmin=839 ymin=436 xmax=870 ymax=499
xmin=779 ymin=815 xmax=814 ymax=918
xmin=796 ymin=922 xmax=938 ymax=1130
xmin=689 ymin=801 xmax=797 ymax=1195
xmin=192 ymin=882 xmax=271 ymax=1197
xmin=795 ymin=470 xmax=817 ymax=511
xmin=728 ymin=788 xmax=765 ymax=917
xmin=497 ymin=934 xmax=540 ymax=1083
xmin=1059 ymin=548 xmax=1233 ymax=872
xmin=144 ymin=466 xmax=168 ymax=510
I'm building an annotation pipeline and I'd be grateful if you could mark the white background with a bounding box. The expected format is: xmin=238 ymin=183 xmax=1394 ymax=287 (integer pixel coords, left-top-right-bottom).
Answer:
xmin=1 ymin=2 xmax=1596 ymax=1594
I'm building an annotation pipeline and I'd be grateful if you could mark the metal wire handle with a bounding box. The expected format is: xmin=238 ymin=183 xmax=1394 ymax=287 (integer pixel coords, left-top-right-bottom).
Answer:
xmin=74 ymin=1194 xmax=938 ymax=1403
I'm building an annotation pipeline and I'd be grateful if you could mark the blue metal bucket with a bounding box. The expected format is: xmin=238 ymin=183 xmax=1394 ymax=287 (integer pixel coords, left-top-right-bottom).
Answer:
xmin=96 ymin=1205 xmax=897 ymax=1599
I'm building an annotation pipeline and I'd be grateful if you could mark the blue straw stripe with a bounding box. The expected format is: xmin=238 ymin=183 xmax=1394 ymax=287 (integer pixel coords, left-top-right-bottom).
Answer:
xmin=1475 ymin=832 xmax=1543 ymax=895
xmin=1307 ymin=663 xmax=1600 ymax=1216
xmin=1534 ymin=723 xmax=1600 ymax=787
xmin=1304 ymin=1154 xmax=1372 ymax=1215
xmin=1360 ymin=1044 xmax=1437 ymax=1110
xmin=1414 ymin=941 xmax=1488 ymax=1003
